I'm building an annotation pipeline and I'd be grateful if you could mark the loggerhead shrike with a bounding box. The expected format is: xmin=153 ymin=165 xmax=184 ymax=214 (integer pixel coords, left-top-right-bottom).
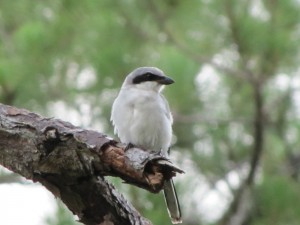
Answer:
xmin=111 ymin=67 xmax=182 ymax=224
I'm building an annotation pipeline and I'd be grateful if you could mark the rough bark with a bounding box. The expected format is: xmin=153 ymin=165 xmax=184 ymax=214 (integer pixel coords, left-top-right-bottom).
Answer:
xmin=0 ymin=103 xmax=183 ymax=225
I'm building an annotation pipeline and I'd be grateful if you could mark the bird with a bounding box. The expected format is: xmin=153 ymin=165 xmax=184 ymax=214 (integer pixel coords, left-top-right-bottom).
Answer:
xmin=111 ymin=67 xmax=182 ymax=224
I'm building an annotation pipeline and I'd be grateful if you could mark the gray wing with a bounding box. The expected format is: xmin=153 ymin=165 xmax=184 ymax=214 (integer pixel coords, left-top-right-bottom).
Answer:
xmin=111 ymin=92 xmax=134 ymax=141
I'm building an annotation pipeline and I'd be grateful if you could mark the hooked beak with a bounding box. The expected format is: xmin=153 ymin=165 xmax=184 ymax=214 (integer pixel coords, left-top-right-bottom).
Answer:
xmin=158 ymin=76 xmax=175 ymax=85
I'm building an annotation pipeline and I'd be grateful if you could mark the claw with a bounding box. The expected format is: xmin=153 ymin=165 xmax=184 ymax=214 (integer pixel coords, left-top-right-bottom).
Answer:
xmin=156 ymin=149 xmax=168 ymax=157
xmin=167 ymin=147 xmax=171 ymax=155
xmin=125 ymin=142 xmax=135 ymax=151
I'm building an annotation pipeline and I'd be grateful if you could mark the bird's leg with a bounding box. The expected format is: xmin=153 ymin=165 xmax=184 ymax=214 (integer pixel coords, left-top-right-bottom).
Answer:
xmin=156 ymin=148 xmax=171 ymax=158
xmin=157 ymin=149 xmax=167 ymax=157
xmin=125 ymin=142 xmax=135 ymax=151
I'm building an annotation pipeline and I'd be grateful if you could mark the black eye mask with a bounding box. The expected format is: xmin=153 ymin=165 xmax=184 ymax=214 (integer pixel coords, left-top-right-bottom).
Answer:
xmin=132 ymin=73 xmax=163 ymax=84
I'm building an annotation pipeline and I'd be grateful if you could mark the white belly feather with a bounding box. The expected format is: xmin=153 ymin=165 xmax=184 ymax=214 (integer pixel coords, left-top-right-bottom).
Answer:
xmin=111 ymin=87 xmax=172 ymax=153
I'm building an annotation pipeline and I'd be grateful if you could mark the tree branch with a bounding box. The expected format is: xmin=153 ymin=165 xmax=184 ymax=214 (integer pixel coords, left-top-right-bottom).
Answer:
xmin=246 ymin=83 xmax=265 ymax=185
xmin=0 ymin=103 xmax=183 ymax=225
xmin=218 ymin=82 xmax=265 ymax=225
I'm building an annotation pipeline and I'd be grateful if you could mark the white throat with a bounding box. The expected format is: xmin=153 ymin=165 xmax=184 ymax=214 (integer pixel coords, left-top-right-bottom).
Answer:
xmin=134 ymin=81 xmax=164 ymax=93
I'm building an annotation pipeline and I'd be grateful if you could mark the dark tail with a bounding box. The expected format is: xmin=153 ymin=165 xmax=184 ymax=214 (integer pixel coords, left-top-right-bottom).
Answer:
xmin=163 ymin=179 xmax=182 ymax=224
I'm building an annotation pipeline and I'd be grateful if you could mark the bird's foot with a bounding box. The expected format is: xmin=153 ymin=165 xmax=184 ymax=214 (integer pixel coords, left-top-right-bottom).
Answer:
xmin=125 ymin=142 xmax=135 ymax=151
xmin=157 ymin=149 xmax=168 ymax=158
xmin=167 ymin=147 xmax=171 ymax=155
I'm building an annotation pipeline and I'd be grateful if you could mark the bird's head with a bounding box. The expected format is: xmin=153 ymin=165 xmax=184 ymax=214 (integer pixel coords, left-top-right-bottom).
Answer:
xmin=123 ymin=67 xmax=174 ymax=92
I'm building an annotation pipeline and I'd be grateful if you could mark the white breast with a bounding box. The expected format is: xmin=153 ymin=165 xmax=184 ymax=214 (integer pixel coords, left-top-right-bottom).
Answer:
xmin=111 ymin=87 xmax=172 ymax=153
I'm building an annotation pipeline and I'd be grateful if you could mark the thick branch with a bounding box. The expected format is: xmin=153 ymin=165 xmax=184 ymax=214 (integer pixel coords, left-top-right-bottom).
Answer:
xmin=0 ymin=103 xmax=183 ymax=225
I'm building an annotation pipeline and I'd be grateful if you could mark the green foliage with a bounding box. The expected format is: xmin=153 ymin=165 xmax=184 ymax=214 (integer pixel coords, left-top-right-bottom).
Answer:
xmin=254 ymin=176 xmax=300 ymax=225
